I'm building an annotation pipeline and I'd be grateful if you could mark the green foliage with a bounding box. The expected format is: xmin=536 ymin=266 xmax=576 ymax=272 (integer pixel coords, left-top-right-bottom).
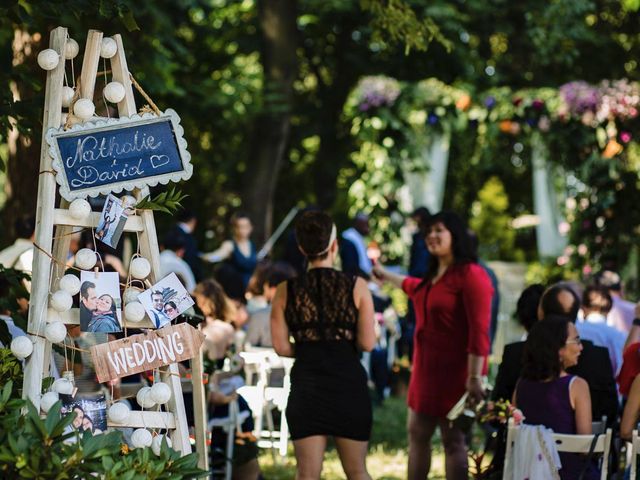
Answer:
xmin=0 ymin=381 xmax=207 ymax=479
xmin=470 ymin=176 xmax=520 ymax=261
xmin=0 ymin=349 xmax=22 ymax=396
xmin=135 ymin=187 xmax=188 ymax=215
xmin=360 ymin=0 xmax=452 ymax=54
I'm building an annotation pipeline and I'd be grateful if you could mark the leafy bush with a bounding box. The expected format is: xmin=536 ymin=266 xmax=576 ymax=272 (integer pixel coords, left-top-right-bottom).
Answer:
xmin=0 ymin=381 xmax=207 ymax=479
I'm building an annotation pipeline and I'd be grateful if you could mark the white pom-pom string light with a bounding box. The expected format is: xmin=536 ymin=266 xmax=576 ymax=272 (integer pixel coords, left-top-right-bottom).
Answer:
xmin=151 ymin=434 xmax=172 ymax=456
xmin=131 ymin=428 xmax=153 ymax=449
xmin=68 ymin=199 xmax=91 ymax=220
xmin=59 ymin=274 xmax=81 ymax=296
xmin=150 ymin=382 xmax=171 ymax=405
xmin=45 ymin=321 xmax=67 ymax=344
xmin=64 ymin=38 xmax=79 ymax=60
xmin=125 ymin=301 xmax=146 ymax=323
xmin=108 ymin=401 xmax=131 ymax=424
xmin=129 ymin=257 xmax=151 ymax=280
xmin=100 ymin=37 xmax=118 ymax=59
xmin=37 ymin=48 xmax=60 ymax=71
xmin=50 ymin=290 xmax=73 ymax=313
xmin=41 ymin=391 xmax=59 ymax=413
xmin=103 ymin=81 xmax=125 ymax=104
xmin=75 ymin=248 xmax=97 ymax=270
xmin=10 ymin=336 xmax=33 ymax=360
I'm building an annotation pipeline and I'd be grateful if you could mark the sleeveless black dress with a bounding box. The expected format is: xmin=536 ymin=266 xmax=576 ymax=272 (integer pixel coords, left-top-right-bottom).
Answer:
xmin=284 ymin=268 xmax=372 ymax=441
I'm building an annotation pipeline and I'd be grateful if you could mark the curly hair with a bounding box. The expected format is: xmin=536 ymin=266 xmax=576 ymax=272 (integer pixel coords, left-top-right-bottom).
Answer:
xmin=294 ymin=210 xmax=334 ymax=261
xmin=521 ymin=316 xmax=570 ymax=381
xmin=193 ymin=278 xmax=236 ymax=322
xmin=422 ymin=211 xmax=477 ymax=283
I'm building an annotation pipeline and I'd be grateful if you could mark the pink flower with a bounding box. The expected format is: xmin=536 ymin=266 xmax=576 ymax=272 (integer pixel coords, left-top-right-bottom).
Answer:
xmin=512 ymin=409 xmax=525 ymax=425
xmin=621 ymin=131 xmax=632 ymax=143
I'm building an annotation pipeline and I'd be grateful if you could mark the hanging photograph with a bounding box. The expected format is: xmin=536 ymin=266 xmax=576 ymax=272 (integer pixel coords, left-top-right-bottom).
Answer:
xmin=95 ymin=194 xmax=132 ymax=248
xmin=61 ymin=393 xmax=108 ymax=435
xmin=79 ymin=271 xmax=122 ymax=333
xmin=137 ymin=272 xmax=194 ymax=329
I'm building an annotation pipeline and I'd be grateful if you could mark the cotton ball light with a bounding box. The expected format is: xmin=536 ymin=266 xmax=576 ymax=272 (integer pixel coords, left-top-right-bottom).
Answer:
xmin=151 ymin=434 xmax=172 ymax=456
xmin=73 ymin=98 xmax=95 ymax=120
xmin=45 ymin=321 xmax=67 ymax=344
xmin=100 ymin=37 xmax=118 ymax=59
xmin=61 ymin=86 xmax=75 ymax=108
xmin=52 ymin=378 xmax=74 ymax=395
xmin=75 ymin=248 xmax=97 ymax=270
xmin=107 ymin=402 xmax=130 ymax=423
xmin=123 ymin=287 xmax=142 ymax=304
xmin=69 ymin=198 xmax=91 ymax=220
xmin=130 ymin=257 xmax=151 ymax=279
xmin=136 ymin=387 xmax=156 ymax=409
xmin=50 ymin=290 xmax=73 ymax=313
xmin=121 ymin=195 xmax=137 ymax=208
xmin=41 ymin=391 xmax=60 ymax=413
xmin=37 ymin=49 xmax=60 ymax=71
xmin=59 ymin=274 xmax=81 ymax=296
xmin=64 ymin=38 xmax=79 ymax=59
xmin=103 ymin=81 xmax=125 ymax=104
xmin=150 ymin=382 xmax=171 ymax=405
xmin=125 ymin=301 xmax=146 ymax=323
xmin=131 ymin=428 xmax=153 ymax=449
xmin=10 ymin=336 xmax=33 ymax=360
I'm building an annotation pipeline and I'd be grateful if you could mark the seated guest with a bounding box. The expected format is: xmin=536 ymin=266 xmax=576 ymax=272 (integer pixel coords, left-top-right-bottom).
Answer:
xmin=594 ymin=269 xmax=635 ymax=334
xmin=245 ymin=262 xmax=297 ymax=348
xmin=493 ymin=283 xmax=618 ymax=425
xmin=514 ymin=317 xmax=595 ymax=480
xmin=492 ymin=284 xmax=545 ymax=403
xmin=578 ymin=285 xmax=625 ymax=375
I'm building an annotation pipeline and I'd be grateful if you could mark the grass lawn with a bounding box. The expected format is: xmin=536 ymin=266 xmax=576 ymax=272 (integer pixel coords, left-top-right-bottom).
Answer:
xmin=258 ymin=395 xmax=448 ymax=479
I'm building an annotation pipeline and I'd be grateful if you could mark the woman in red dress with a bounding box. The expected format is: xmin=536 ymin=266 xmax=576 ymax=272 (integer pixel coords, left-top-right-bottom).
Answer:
xmin=373 ymin=211 xmax=493 ymax=479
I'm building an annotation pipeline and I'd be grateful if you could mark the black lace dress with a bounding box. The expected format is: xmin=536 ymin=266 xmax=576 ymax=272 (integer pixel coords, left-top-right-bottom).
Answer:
xmin=284 ymin=268 xmax=372 ymax=441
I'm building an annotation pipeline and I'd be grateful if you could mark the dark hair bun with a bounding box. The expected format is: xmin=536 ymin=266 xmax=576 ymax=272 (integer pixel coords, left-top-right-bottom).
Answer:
xmin=295 ymin=211 xmax=333 ymax=259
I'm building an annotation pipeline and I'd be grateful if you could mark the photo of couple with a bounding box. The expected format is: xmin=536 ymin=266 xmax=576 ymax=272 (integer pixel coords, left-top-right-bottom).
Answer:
xmin=138 ymin=272 xmax=194 ymax=329
xmin=61 ymin=394 xmax=107 ymax=435
xmin=79 ymin=271 xmax=122 ymax=334
xmin=95 ymin=194 xmax=135 ymax=249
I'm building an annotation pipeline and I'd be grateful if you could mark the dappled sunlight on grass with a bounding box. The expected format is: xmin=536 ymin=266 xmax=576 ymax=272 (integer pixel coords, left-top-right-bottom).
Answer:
xmin=259 ymin=395 xmax=447 ymax=479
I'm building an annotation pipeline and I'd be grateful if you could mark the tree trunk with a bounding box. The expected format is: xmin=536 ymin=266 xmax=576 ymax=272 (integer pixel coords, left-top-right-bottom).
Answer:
xmin=243 ymin=0 xmax=298 ymax=244
xmin=3 ymin=30 xmax=41 ymax=245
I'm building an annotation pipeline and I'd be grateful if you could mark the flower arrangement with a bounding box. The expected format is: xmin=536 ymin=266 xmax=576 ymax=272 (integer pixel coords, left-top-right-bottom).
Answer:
xmin=353 ymin=76 xmax=401 ymax=112
xmin=478 ymin=399 xmax=524 ymax=426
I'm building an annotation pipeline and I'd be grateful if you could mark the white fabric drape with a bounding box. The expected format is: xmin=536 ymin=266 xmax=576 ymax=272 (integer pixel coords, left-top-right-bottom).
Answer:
xmin=531 ymin=132 xmax=567 ymax=258
xmin=404 ymin=132 xmax=451 ymax=213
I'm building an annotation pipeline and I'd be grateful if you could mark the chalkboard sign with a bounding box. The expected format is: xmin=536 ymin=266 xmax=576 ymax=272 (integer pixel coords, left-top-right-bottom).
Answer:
xmin=46 ymin=109 xmax=192 ymax=200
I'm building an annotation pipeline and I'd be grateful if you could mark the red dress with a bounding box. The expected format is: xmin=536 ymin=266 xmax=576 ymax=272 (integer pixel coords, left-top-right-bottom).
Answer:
xmin=402 ymin=263 xmax=493 ymax=417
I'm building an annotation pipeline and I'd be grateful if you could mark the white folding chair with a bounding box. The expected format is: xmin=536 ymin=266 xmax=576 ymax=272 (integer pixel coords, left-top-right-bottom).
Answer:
xmin=503 ymin=419 xmax=612 ymax=480
xmin=262 ymin=357 xmax=294 ymax=456
xmin=208 ymin=399 xmax=240 ymax=480
xmin=630 ymin=429 xmax=640 ymax=479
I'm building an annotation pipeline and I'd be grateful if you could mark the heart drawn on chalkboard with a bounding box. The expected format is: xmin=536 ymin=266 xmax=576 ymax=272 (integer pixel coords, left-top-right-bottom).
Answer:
xmin=150 ymin=154 xmax=170 ymax=169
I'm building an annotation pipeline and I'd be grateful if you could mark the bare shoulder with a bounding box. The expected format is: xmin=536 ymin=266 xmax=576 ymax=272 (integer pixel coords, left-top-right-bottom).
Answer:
xmin=570 ymin=376 xmax=589 ymax=392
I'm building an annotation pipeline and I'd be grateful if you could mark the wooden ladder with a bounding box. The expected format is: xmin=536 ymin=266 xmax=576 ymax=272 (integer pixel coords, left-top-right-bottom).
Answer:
xmin=21 ymin=27 xmax=207 ymax=467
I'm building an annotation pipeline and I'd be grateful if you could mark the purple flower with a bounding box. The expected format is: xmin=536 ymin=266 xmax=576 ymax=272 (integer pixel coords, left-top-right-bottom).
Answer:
xmin=484 ymin=96 xmax=496 ymax=109
xmin=532 ymin=99 xmax=545 ymax=110
xmin=427 ymin=113 xmax=439 ymax=125
xmin=560 ymin=81 xmax=600 ymax=117
xmin=355 ymin=76 xmax=401 ymax=112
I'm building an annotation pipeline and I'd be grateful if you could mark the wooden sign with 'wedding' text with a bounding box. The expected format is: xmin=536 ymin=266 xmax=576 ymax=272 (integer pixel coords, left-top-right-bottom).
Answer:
xmin=91 ymin=323 xmax=205 ymax=383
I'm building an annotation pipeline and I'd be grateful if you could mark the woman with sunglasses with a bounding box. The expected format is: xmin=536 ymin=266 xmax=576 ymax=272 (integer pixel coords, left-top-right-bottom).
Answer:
xmin=514 ymin=316 xmax=595 ymax=480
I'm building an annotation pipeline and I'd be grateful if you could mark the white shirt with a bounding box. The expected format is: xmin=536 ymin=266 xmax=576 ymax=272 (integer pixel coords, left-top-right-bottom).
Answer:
xmin=341 ymin=228 xmax=372 ymax=275
xmin=607 ymin=295 xmax=635 ymax=334
xmin=577 ymin=314 xmax=626 ymax=375
xmin=159 ymin=249 xmax=196 ymax=293
xmin=0 ymin=238 xmax=33 ymax=273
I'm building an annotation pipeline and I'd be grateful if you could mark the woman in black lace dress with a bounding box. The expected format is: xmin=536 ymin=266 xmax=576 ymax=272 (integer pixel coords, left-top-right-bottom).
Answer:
xmin=271 ymin=210 xmax=376 ymax=479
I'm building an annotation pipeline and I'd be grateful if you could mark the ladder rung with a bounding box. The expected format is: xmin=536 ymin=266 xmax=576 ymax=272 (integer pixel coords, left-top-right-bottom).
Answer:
xmin=54 ymin=209 xmax=145 ymax=232
xmin=108 ymin=410 xmax=176 ymax=429
xmin=58 ymin=308 xmax=155 ymax=330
